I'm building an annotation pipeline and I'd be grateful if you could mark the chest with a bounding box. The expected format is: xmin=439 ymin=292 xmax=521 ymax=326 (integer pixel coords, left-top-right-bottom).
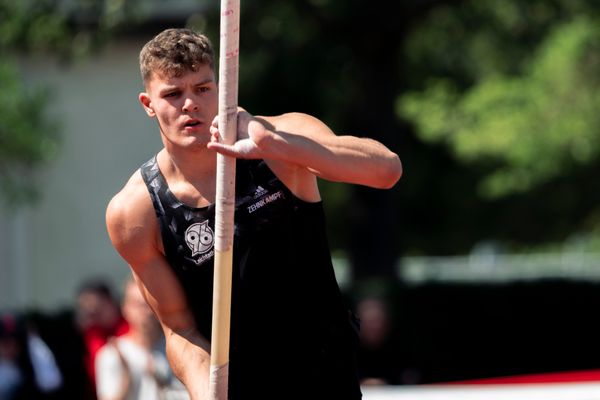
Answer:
xmin=158 ymin=162 xmax=295 ymax=271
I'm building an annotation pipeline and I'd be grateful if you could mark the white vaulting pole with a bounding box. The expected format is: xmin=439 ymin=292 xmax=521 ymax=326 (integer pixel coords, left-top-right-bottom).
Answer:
xmin=209 ymin=1 xmax=240 ymax=399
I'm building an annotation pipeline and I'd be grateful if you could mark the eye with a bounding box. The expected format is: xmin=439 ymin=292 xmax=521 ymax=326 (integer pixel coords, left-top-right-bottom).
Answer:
xmin=164 ymin=91 xmax=180 ymax=98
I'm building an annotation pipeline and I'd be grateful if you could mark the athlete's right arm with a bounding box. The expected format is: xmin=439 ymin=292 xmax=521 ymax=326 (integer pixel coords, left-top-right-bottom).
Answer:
xmin=105 ymin=171 xmax=210 ymax=400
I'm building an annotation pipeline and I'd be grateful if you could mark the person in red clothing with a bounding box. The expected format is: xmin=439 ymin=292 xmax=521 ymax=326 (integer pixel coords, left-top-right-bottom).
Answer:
xmin=76 ymin=280 xmax=129 ymax=388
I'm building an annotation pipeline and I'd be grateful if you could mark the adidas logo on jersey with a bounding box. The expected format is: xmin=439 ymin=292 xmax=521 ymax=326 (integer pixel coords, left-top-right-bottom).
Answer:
xmin=253 ymin=185 xmax=268 ymax=199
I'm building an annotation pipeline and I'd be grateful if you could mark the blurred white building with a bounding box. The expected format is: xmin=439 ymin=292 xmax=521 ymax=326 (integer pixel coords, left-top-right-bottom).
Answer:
xmin=0 ymin=2 xmax=209 ymax=311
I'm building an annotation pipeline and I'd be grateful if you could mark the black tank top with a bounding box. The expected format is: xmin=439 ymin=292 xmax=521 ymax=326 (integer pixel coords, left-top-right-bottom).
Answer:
xmin=140 ymin=156 xmax=361 ymax=399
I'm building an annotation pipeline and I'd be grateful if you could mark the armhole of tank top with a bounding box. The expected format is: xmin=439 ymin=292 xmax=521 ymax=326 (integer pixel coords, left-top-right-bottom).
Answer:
xmin=258 ymin=159 xmax=323 ymax=208
xmin=253 ymin=159 xmax=291 ymax=197
xmin=140 ymin=156 xmax=162 ymax=213
xmin=140 ymin=156 xmax=178 ymax=264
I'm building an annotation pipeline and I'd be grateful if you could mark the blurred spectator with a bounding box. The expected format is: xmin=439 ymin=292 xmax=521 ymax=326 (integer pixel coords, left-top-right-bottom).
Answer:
xmin=0 ymin=312 xmax=23 ymax=400
xmin=356 ymin=297 xmax=403 ymax=386
xmin=76 ymin=279 xmax=129 ymax=389
xmin=0 ymin=311 xmax=63 ymax=399
xmin=95 ymin=277 xmax=182 ymax=400
xmin=27 ymin=308 xmax=95 ymax=400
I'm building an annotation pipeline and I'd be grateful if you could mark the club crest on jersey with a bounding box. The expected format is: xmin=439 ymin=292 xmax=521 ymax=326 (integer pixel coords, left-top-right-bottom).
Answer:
xmin=185 ymin=220 xmax=214 ymax=257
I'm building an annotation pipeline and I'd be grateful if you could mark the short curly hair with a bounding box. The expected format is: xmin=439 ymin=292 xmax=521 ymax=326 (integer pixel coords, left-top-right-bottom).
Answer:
xmin=139 ymin=28 xmax=215 ymax=83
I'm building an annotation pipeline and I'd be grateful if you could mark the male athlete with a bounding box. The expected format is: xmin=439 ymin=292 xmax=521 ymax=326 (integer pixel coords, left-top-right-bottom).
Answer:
xmin=106 ymin=28 xmax=402 ymax=399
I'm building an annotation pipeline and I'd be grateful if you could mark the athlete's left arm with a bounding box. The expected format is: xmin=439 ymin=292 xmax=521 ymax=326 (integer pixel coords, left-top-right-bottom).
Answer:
xmin=208 ymin=111 xmax=402 ymax=189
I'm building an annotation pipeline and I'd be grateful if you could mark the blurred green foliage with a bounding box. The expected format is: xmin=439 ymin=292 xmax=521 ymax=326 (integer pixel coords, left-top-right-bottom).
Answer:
xmin=396 ymin=0 xmax=600 ymax=253
xmin=0 ymin=0 xmax=142 ymax=206
xmin=0 ymin=62 xmax=58 ymax=204
xmin=5 ymin=0 xmax=600 ymax=273
xmin=400 ymin=4 xmax=600 ymax=198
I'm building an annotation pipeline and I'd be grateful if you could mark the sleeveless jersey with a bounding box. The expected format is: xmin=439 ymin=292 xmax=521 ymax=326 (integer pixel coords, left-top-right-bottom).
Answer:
xmin=140 ymin=156 xmax=361 ymax=399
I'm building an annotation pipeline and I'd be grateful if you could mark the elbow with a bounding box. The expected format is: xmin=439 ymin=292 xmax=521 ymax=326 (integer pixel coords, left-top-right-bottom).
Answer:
xmin=377 ymin=154 xmax=402 ymax=189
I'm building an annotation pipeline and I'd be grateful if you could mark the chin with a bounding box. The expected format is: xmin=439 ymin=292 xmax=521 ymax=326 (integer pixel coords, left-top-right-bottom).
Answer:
xmin=187 ymin=138 xmax=211 ymax=151
xmin=180 ymin=132 xmax=208 ymax=145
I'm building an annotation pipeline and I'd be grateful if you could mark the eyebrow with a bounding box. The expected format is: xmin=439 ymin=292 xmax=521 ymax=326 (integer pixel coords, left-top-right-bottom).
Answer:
xmin=158 ymin=77 xmax=215 ymax=96
xmin=196 ymin=77 xmax=215 ymax=86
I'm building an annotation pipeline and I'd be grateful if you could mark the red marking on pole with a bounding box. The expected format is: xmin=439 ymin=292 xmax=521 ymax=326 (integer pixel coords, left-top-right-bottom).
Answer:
xmin=226 ymin=49 xmax=239 ymax=59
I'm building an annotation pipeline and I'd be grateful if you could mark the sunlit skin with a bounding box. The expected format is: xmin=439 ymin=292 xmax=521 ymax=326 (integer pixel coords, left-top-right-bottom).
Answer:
xmin=138 ymin=65 xmax=220 ymax=208
xmin=139 ymin=65 xmax=219 ymax=155
xmin=108 ymin=58 xmax=402 ymax=399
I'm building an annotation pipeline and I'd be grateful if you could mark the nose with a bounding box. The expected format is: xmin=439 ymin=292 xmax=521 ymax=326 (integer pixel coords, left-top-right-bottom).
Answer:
xmin=182 ymin=96 xmax=199 ymax=113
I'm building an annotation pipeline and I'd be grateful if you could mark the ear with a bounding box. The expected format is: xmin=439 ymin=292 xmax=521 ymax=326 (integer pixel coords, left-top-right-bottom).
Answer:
xmin=139 ymin=92 xmax=155 ymax=117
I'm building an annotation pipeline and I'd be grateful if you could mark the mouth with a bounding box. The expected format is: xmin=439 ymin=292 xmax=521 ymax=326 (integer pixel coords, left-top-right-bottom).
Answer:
xmin=183 ymin=119 xmax=202 ymax=129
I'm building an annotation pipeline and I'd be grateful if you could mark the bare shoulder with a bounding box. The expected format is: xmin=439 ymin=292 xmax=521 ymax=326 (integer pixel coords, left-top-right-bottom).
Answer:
xmin=106 ymin=169 xmax=153 ymax=226
xmin=106 ymin=170 xmax=158 ymax=264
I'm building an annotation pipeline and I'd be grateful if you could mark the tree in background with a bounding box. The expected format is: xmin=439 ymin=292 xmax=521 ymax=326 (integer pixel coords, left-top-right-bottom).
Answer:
xmin=8 ymin=0 xmax=600 ymax=278
xmin=0 ymin=0 xmax=142 ymax=206
xmin=398 ymin=0 xmax=600 ymax=252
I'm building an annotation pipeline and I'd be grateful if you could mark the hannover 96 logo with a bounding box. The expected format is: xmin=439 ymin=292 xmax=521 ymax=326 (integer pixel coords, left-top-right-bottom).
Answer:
xmin=185 ymin=220 xmax=214 ymax=256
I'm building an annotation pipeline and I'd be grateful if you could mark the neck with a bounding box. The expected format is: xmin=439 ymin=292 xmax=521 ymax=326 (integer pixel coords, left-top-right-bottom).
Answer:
xmin=162 ymin=145 xmax=216 ymax=175
xmin=157 ymin=147 xmax=217 ymax=207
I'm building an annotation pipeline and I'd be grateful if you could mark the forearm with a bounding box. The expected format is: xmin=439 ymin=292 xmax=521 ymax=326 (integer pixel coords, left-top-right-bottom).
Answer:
xmin=259 ymin=112 xmax=401 ymax=188
xmin=166 ymin=328 xmax=211 ymax=400
xmin=269 ymin=128 xmax=402 ymax=188
xmin=209 ymin=111 xmax=402 ymax=188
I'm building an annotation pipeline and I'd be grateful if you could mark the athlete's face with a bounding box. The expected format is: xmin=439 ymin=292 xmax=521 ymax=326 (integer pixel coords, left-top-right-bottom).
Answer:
xmin=139 ymin=64 xmax=218 ymax=150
